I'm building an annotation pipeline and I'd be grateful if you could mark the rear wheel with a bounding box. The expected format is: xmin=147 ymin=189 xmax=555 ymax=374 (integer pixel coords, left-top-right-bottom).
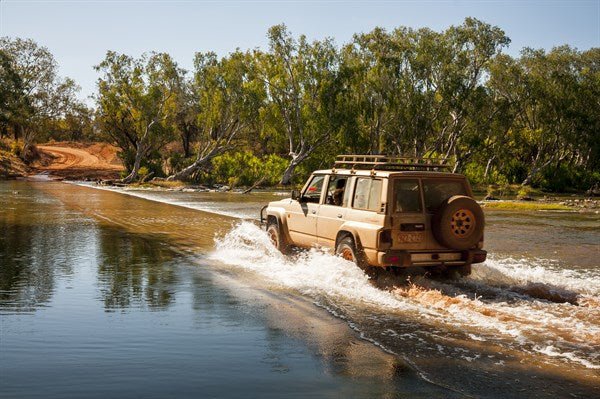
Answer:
xmin=336 ymin=236 xmax=369 ymax=271
xmin=267 ymin=222 xmax=290 ymax=254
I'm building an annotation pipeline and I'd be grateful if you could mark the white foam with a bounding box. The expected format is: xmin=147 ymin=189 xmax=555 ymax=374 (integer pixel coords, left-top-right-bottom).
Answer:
xmin=210 ymin=224 xmax=533 ymax=340
xmin=470 ymin=255 xmax=600 ymax=296
xmin=209 ymin=221 xmax=430 ymax=315
xmin=533 ymin=345 xmax=600 ymax=369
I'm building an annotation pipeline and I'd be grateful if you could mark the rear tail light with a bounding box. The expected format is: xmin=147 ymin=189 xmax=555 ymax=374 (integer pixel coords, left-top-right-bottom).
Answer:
xmin=378 ymin=229 xmax=393 ymax=247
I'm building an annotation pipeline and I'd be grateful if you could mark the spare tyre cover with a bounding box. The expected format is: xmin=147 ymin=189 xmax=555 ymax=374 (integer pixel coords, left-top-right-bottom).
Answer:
xmin=432 ymin=195 xmax=484 ymax=250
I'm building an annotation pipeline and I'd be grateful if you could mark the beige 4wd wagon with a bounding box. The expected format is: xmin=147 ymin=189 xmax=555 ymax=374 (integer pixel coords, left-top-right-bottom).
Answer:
xmin=260 ymin=155 xmax=486 ymax=275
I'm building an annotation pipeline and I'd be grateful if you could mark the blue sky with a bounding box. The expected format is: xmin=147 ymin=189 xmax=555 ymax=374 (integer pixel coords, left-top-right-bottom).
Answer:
xmin=1 ymin=0 xmax=598 ymax=101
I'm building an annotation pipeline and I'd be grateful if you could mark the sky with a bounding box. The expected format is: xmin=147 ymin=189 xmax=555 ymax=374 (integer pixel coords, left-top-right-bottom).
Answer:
xmin=1 ymin=0 xmax=599 ymax=102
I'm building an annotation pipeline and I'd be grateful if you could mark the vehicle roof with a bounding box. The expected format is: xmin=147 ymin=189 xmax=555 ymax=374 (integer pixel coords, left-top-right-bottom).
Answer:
xmin=312 ymin=168 xmax=466 ymax=178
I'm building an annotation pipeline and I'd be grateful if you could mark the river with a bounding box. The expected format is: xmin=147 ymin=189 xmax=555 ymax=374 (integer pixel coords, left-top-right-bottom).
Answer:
xmin=1 ymin=180 xmax=598 ymax=398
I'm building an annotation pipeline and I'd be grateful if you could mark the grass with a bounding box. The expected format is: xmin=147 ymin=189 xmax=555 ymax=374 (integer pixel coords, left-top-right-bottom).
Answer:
xmin=481 ymin=201 xmax=572 ymax=211
xmin=133 ymin=179 xmax=188 ymax=189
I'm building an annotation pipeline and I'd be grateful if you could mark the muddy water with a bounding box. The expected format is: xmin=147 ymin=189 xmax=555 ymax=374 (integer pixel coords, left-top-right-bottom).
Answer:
xmin=1 ymin=181 xmax=599 ymax=398
xmin=0 ymin=181 xmax=453 ymax=398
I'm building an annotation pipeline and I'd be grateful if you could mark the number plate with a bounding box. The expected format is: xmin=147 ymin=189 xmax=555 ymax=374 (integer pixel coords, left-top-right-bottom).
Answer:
xmin=395 ymin=232 xmax=424 ymax=243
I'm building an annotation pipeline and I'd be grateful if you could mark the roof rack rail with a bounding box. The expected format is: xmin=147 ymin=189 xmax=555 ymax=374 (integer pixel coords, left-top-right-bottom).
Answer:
xmin=333 ymin=154 xmax=452 ymax=171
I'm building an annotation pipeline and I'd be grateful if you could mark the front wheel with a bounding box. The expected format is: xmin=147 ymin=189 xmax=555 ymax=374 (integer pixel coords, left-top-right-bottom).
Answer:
xmin=267 ymin=222 xmax=290 ymax=254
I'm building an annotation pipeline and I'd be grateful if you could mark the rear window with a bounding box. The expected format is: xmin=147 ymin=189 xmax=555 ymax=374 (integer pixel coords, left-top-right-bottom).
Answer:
xmin=353 ymin=178 xmax=382 ymax=211
xmin=393 ymin=179 xmax=422 ymax=213
xmin=423 ymin=179 xmax=467 ymax=212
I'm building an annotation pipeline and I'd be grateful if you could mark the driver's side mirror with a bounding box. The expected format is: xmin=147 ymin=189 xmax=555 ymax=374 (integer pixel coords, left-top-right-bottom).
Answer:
xmin=291 ymin=189 xmax=302 ymax=201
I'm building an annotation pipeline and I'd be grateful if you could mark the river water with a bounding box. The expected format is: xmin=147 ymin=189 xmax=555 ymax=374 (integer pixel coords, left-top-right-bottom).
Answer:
xmin=1 ymin=180 xmax=598 ymax=398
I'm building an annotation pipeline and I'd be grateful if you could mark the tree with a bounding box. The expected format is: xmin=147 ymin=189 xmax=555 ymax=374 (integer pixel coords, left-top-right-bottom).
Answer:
xmin=0 ymin=49 xmax=25 ymax=138
xmin=255 ymin=24 xmax=342 ymax=184
xmin=167 ymin=50 xmax=262 ymax=181
xmin=340 ymin=18 xmax=509 ymax=173
xmin=0 ymin=37 xmax=81 ymax=158
xmin=95 ymin=51 xmax=180 ymax=183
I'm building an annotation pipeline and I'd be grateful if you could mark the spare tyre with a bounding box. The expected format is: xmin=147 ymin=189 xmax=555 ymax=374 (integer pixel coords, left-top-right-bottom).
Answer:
xmin=432 ymin=195 xmax=484 ymax=250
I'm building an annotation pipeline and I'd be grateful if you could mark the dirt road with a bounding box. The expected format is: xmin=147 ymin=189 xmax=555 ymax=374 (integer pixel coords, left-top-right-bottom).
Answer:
xmin=36 ymin=143 xmax=124 ymax=180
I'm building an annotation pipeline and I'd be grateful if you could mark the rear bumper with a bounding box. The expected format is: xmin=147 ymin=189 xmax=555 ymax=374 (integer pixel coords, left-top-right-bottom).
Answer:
xmin=370 ymin=249 xmax=487 ymax=268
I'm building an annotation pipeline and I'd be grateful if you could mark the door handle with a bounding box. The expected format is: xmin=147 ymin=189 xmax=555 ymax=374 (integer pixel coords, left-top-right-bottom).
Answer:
xmin=311 ymin=210 xmax=316 ymax=214
xmin=337 ymin=214 xmax=342 ymax=218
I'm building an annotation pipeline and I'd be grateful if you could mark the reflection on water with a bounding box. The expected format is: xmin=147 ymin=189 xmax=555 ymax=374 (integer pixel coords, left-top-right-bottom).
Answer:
xmin=96 ymin=228 xmax=178 ymax=310
xmin=0 ymin=181 xmax=451 ymax=399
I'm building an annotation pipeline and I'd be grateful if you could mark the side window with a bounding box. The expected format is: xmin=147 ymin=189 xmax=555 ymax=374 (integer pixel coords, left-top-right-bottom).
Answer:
xmin=353 ymin=178 xmax=382 ymax=211
xmin=393 ymin=179 xmax=422 ymax=213
xmin=368 ymin=179 xmax=383 ymax=210
xmin=325 ymin=176 xmax=349 ymax=207
xmin=303 ymin=175 xmax=325 ymax=203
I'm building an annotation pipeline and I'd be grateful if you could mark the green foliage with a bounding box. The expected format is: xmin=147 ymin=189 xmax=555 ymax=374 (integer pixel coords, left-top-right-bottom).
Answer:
xmin=137 ymin=166 xmax=150 ymax=180
xmin=210 ymin=151 xmax=287 ymax=187
xmin=0 ymin=38 xmax=87 ymax=157
xmin=540 ymin=164 xmax=600 ymax=193
xmin=95 ymin=51 xmax=181 ymax=181
xmin=4 ymin=19 xmax=597 ymax=192
xmin=517 ymin=185 xmax=533 ymax=199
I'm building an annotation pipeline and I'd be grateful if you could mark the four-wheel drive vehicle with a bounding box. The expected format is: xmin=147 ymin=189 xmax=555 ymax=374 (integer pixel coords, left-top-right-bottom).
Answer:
xmin=260 ymin=155 xmax=486 ymax=275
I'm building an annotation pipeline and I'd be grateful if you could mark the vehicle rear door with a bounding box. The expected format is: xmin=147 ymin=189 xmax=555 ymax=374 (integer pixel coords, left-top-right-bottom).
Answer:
xmin=388 ymin=178 xmax=428 ymax=250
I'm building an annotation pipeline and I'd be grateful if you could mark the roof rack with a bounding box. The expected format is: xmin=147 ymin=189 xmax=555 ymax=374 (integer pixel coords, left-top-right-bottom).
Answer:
xmin=333 ymin=154 xmax=452 ymax=171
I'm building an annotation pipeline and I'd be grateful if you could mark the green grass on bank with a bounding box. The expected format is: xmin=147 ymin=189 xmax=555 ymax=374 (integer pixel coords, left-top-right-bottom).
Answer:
xmin=481 ymin=201 xmax=572 ymax=211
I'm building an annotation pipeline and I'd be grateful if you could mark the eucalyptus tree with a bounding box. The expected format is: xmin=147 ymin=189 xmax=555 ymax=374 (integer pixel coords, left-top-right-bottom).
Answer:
xmin=340 ymin=28 xmax=398 ymax=155
xmin=0 ymin=49 xmax=24 ymax=138
xmin=422 ymin=18 xmax=509 ymax=172
xmin=577 ymin=48 xmax=600 ymax=173
xmin=172 ymin=76 xmax=199 ymax=159
xmin=167 ymin=50 xmax=262 ymax=181
xmin=255 ymin=24 xmax=341 ymax=184
xmin=342 ymin=26 xmax=446 ymax=157
xmin=341 ymin=18 xmax=508 ymax=171
xmin=95 ymin=51 xmax=181 ymax=183
xmin=0 ymin=37 xmax=80 ymax=158
xmin=487 ymin=47 xmax=591 ymax=185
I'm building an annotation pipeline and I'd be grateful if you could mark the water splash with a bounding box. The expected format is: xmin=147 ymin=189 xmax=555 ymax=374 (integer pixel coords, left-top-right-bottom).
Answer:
xmin=210 ymin=222 xmax=600 ymax=370
xmin=470 ymin=255 xmax=600 ymax=296
xmin=210 ymin=221 xmax=427 ymax=314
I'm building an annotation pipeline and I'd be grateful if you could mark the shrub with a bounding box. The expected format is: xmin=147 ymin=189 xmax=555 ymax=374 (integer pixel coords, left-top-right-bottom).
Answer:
xmin=138 ymin=166 xmax=150 ymax=180
xmin=210 ymin=151 xmax=288 ymax=186
xmin=10 ymin=140 xmax=22 ymax=157
xmin=517 ymin=185 xmax=533 ymax=200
